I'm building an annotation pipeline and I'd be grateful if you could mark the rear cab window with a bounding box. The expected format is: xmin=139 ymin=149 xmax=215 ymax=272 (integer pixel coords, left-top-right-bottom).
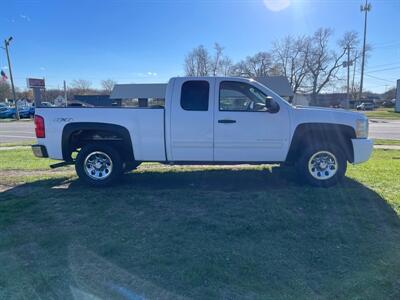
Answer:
xmin=180 ymin=80 xmax=210 ymax=111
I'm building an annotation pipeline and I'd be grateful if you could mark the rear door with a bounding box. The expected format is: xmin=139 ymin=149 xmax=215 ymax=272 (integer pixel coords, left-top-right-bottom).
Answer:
xmin=169 ymin=78 xmax=215 ymax=161
xmin=213 ymin=79 xmax=290 ymax=162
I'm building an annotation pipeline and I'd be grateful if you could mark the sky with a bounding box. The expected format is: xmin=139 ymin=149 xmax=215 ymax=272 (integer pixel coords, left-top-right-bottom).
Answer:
xmin=1 ymin=0 xmax=399 ymax=93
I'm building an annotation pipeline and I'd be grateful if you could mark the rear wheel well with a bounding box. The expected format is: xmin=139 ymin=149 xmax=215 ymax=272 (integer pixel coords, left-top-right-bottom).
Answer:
xmin=62 ymin=123 xmax=134 ymax=164
xmin=286 ymin=123 xmax=355 ymax=164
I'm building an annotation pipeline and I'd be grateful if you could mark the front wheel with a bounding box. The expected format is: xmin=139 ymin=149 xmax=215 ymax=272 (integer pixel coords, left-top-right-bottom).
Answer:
xmin=75 ymin=143 xmax=123 ymax=186
xmin=296 ymin=144 xmax=347 ymax=187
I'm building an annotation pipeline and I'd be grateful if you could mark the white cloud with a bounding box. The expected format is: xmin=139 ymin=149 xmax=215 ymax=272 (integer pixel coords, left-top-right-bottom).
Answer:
xmin=263 ymin=0 xmax=291 ymax=12
xmin=135 ymin=72 xmax=158 ymax=78
xmin=2 ymin=66 xmax=9 ymax=70
xmin=20 ymin=14 xmax=31 ymax=22
xmin=40 ymin=67 xmax=45 ymax=71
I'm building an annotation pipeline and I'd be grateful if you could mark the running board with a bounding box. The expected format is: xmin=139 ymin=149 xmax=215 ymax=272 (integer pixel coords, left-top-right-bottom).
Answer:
xmin=50 ymin=161 xmax=74 ymax=169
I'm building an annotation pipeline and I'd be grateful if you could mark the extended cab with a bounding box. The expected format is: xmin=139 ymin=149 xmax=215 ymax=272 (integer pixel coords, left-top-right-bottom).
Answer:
xmin=32 ymin=77 xmax=373 ymax=187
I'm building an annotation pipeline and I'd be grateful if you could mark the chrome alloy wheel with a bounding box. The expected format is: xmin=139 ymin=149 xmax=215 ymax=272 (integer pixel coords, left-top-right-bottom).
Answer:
xmin=84 ymin=151 xmax=113 ymax=180
xmin=308 ymin=151 xmax=338 ymax=180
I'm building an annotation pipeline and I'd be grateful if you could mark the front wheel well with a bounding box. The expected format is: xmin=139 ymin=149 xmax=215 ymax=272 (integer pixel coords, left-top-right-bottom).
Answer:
xmin=286 ymin=123 xmax=356 ymax=164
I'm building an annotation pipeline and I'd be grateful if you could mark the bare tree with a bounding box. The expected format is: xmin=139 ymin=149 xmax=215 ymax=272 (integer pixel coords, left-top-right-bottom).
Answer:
xmin=71 ymin=79 xmax=92 ymax=95
xmin=101 ymin=79 xmax=117 ymax=94
xmin=305 ymin=28 xmax=348 ymax=105
xmin=211 ymin=43 xmax=224 ymax=76
xmin=219 ymin=57 xmax=234 ymax=76
xmin=16 ymin=89 xmax=33 ymax=100
xmin=272 ymin=35 xmax=311 ymax=93
xmin=383 ymin=87 xmax=396 ymax=100
xmin=232 ymin=52 xmax=273 ymax=77
xmin=0 ymin=81 xmax=11 ymax=102
xmin=184 ymin=45 xmax=211 ymax=76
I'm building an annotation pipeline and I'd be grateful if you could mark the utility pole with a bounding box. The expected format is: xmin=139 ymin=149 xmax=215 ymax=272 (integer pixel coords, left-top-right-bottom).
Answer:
xmin=63 ymin=80 xmax=67 ymax=107
xmin=346 ymin=46 xmax=351 ymax=109
xmin=352 ymin=50 xmax=358 ymax=99
xmin=359 ymin=0 xmax=371 ymax=101
xmin=4 ymin=37 xmax=19 ymax=120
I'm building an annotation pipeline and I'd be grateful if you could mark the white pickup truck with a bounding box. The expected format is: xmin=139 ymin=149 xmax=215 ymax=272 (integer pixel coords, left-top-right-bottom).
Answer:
xmin=32 ymin=77 xmax=373 ymax=187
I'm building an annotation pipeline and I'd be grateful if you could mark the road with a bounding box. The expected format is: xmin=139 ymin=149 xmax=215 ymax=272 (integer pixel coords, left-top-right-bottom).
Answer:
xmin=369 ymin=119 xmax=400 ymax=140
xmin=0 ymin=119 xmax=399 ymax=144
xmin=0 ymin=121 xmax=36 ymax=144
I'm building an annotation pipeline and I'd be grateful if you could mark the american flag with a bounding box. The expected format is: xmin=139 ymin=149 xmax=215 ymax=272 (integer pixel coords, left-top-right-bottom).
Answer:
xmin=1 ymin=70 xmax=8 ymax=81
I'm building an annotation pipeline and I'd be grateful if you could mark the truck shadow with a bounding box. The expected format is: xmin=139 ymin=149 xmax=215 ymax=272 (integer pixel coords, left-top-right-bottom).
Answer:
xmin=1 ymin=167 xmax=400 ymax=299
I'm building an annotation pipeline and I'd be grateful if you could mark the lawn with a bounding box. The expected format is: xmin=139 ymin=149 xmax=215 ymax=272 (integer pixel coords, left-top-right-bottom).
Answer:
xmin=0 ymin=149 xmax=399 ymax=299
xmin=0 ymin=141 xmax=35 ymax=147
xmin=374 ymin=139 xmax=400 ymax=146
xmin=362 ymin=108 xmax=400 ymax=120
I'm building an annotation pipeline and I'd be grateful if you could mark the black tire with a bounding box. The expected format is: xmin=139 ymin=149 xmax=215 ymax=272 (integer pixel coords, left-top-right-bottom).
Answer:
xmin=75 ymin=143 xmax=123 ymax=187
xmin=296 ymin=143 xmax=347 ymax=187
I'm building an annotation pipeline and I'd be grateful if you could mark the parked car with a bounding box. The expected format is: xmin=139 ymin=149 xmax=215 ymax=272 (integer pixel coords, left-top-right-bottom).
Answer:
xmin=0 ymin=107 xmax=16 ymax=118
xmin=40 ymin=102 xmax=54 ymax=107
xmin=32 ymin=76 xmax=373 ymax=187
xmin=382 ymin=100 xmax=395 ymax=108
xmin=0 ymin=106 xmax=34 ymax=119
xmin=356 ymin=102 xmax=375 ymax=111
xmin=18 ymin=107 xmax=33 ymax=118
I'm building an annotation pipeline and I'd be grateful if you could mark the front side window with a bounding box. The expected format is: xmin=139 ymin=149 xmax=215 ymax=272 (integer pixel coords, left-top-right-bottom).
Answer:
xmin=181 ymin=80 xmax=209 ymax=111
xmin=219 ymin=81 xmax=273 ymax=112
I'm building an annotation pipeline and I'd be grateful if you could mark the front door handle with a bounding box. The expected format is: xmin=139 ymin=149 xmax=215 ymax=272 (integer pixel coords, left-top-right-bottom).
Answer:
xmin=218 ymin=119 xmax=236 ymax=124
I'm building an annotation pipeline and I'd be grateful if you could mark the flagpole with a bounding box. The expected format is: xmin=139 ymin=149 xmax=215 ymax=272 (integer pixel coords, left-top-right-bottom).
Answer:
xmin=4 ymin=37 xmax=19 ymax=120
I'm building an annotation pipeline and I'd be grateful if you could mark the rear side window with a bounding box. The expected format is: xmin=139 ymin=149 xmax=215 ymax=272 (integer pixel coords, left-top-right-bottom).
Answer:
xmin=180 ymin=80 xmax=209 ymax=111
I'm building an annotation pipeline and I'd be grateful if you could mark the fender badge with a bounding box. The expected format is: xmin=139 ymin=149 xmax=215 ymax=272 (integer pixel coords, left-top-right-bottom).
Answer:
xmin=54 ymin=118 xmax=73 ymax=123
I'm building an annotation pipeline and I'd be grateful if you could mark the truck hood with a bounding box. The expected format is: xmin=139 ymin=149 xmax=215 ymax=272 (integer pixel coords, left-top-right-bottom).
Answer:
xmin=292 ymin=105 xmax=367 ymax=128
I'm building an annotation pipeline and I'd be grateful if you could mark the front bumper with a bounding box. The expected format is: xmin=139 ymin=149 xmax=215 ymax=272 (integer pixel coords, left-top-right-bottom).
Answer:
xmin=351 ymin=138 xmax=373 ymax=164
xmin=31 ymin=144 xmax=48 ymax=158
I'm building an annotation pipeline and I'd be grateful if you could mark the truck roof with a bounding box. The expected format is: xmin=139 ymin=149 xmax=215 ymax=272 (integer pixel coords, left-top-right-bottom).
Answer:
xmin=110 ymin=76 xmax=294 ymax=99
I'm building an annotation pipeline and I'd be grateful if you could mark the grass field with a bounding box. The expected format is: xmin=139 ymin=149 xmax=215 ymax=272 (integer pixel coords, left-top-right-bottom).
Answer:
xmin=0 ymin=149 xmax=399 ymax=299
xmin=362 ymin=108 xmax=400 ymax=120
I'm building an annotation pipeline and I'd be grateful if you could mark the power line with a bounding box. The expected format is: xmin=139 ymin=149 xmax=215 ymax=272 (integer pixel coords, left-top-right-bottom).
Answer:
xmin=364 ymin=73 xmax=396 ymax=83
xmin=368 ymin=61 xmax=400 ymax=69
xmin=372 ymin=42 xmax=400 ymax=49
xmin=367 ymin=66 xmax=400 ymax=73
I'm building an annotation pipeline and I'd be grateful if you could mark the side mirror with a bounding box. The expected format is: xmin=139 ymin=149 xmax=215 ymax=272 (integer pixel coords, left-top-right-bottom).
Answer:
xmin=266 ymin=97 xmax=280 ymax=113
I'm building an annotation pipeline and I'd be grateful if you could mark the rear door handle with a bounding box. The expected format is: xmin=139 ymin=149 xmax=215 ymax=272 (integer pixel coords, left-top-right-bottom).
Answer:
xmin=218 ymin=119 xmax=236 ymax=124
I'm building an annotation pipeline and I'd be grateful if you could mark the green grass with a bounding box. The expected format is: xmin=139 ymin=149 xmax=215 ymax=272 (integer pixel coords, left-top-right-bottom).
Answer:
xmin=374 ymin=139 xmax=400 ymax=146
xmin=0 ymin=149 xmax=399 ymax=299
xmin=0 ymin=141 xmax=35 ymax=147
xmin=362 ymin=108 xmax=400 ymax=120
xmin=0 ymin=148 xmax=57 ymax=170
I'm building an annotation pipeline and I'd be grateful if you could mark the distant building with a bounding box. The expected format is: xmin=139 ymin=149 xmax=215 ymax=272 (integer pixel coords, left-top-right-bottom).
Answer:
xmin=72 ymin=95 xmax=120 ymax=107
xmin=254 ymin=76 xmax=294 ymax=100
xmin=53 ymin=95 xmax=66 ymax=107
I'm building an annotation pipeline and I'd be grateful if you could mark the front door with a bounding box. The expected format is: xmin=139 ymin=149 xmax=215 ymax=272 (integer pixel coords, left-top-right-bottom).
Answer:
xmin=213 ymin=79 xmax=290 ymax=162
xmin=170 ymin=78 xmax=215 ymax=161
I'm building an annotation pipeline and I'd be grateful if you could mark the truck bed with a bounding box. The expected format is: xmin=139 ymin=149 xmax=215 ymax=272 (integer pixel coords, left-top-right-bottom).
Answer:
xmin=35 ymin=107 xmax=166 ymax=161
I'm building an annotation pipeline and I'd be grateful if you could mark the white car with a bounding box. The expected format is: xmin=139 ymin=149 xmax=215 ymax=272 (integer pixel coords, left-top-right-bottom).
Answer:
xmin=32 ymin=77 xmax=373 ymax=187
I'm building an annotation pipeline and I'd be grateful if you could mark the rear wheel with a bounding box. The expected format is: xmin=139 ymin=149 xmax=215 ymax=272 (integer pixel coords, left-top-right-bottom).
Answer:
xmin=296 ymin=144 xmax=347 ymax=187
xmin=76 ymin=143 xmax=123 ymax=186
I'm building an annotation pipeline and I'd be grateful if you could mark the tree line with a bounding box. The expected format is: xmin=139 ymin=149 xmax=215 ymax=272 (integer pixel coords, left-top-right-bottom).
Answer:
xmin=184 ymin=28 xmax=371 ymax=104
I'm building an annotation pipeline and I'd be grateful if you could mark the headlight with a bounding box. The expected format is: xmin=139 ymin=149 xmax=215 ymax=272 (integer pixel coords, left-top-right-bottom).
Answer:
xmin=356 ymin=118 xmax=368 ymax=138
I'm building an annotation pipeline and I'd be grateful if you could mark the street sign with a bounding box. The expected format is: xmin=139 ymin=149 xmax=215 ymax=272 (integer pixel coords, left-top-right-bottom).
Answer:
xmin=27 ymin=78 xmax=45 ymax=88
